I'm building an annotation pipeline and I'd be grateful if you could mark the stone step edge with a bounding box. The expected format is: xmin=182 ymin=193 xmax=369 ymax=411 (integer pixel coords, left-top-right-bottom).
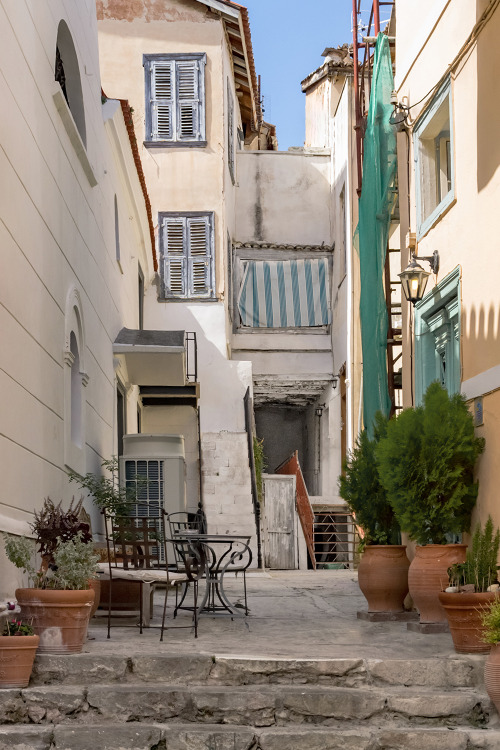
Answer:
xmin=1 ymin=723 xmax=500 ymax=750
xmin=14 ymin=682 xmax=492 ymax=696
xmin=31 ymin=653 xmax=487 ymax=688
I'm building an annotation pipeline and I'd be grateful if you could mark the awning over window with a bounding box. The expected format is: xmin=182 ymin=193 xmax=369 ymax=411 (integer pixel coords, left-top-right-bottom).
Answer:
xmin=237 ymin=258 xmax=331 ymax=328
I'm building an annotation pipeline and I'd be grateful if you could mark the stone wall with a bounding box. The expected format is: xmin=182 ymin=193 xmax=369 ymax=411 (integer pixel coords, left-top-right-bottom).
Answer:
xmin=201 ymin=432 xmax=258 ymax=567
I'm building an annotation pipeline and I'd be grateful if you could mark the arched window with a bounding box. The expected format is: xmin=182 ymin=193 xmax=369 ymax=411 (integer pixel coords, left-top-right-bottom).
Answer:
xmin=64 ymin=287 xmax=88 ymax=471
xmin=55 ymin=20 xmax=86 ymax=147
xmin=70 ymin=332 xmax=82 ymax=446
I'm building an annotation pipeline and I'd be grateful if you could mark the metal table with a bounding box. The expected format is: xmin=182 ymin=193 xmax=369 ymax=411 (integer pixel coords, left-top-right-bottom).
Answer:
xmin=170 ymin=533 xmax=252 ymax=617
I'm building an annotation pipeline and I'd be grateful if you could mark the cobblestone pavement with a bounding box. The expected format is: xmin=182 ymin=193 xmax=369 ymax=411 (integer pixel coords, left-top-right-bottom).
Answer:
xmin=85 ymin=570 xmax=466 ymax=661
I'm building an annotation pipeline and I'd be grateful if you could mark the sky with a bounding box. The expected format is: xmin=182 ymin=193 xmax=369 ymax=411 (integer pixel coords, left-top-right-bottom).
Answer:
xmin=241 ymin=0 xmax=355 ymax=150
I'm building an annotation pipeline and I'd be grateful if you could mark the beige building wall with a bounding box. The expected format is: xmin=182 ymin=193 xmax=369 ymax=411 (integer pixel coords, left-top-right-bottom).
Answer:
xmin=97 ymin=0 xmax=258 ymax=551
xmin=0 ymin=0 xmax=154 ymax=596
xmin=396 ymin=0 xmax=500 ymax=528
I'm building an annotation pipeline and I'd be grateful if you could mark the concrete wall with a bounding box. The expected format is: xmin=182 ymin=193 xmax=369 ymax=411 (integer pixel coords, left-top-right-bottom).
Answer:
xmin=396 ymin=0 xmax=500 ymax=529
xmin=235 ymin=150 xmax=332 ymax=246
xmin=0 ymin=0 xmax=153 ymax=595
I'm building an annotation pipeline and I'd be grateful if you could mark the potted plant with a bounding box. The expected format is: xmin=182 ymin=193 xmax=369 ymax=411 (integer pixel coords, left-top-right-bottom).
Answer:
xmin=3 ymin=521 xmax=99 ymax=654
xmin=0 ymin=619 xmax=39 ymax=688
xmin=69 ymin=458 xmax=140 ymax=612
xmin=376 ymin=382 xmax=485 ymax=624
xmin=438 ymin=517 xmax=500 ymax=652
xmin=30 ymin=497 xmax=100 ymax=617
xmin=339 ymin=413 xmax=409 ymax=613
xmin=482 ymin=597 xmax=500 ymax=713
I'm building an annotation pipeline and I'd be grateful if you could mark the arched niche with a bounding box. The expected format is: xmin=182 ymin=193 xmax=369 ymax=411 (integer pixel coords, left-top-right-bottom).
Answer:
xmin=55 ymin=20 xmax=86 ymax=147
xmin=64 ymin=287 xmax=88 ymax=472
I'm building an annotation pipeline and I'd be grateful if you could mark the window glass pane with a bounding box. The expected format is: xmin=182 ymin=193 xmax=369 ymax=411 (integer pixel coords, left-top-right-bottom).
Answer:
xmin=416 ymin=86 xmax=453 ymax=229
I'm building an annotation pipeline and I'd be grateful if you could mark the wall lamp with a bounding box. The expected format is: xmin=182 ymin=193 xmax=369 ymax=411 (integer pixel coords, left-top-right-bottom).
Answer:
xmin=399 ymin=251 xmax=439 ymax=305
xmin=332 ymin=375 xmax=339 ymax=390
xmin=315 ymin=404 xmax=325 ymax=418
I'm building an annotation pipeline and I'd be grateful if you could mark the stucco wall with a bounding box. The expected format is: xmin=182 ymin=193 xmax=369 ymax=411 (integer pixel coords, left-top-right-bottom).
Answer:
xmin=396 ymin=0 xmax=500 ymax=530
xmin=235 ymin=150 xmax=332 ymax=246
xmin=0 ymin=0 xmax=153 ymax=595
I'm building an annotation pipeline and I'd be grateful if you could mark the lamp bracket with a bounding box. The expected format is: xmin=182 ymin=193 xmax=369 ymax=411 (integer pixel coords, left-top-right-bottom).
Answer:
xmin=416 ymin=250 xmax=439 ymax=275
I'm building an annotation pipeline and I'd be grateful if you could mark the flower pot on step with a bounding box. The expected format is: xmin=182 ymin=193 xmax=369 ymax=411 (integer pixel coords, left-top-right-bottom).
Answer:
xmin=438 ymin=591 xmax=496 ymax=653
xmin=16 ymin=588 xmax=94 ymax=655
xmin=358 ymin=545 xmax=410 ymax=612
xmin=0 ymin=634 xmax=39 ymax=688
xmin=409 ymin=544 xmax=467 ymax=623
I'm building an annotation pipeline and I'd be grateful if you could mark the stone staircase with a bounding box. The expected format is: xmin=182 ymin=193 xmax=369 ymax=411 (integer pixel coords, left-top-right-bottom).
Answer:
xmin=0 ymin=653 xmax=499 ymax=749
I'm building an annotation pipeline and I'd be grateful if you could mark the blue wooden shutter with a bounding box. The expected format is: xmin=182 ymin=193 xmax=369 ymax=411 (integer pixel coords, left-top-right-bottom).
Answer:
xmin=187 ymin=216 xmax=212 ymax=297
xmin=176 ymin=60 xmax=200 ymax=141
xmin=150 ymin=61 xmax=174 ymax=141
xmin=162 ymin=217 xmax=186 ymax=296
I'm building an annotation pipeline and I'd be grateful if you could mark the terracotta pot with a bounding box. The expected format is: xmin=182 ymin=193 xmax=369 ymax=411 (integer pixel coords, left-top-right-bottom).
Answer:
xmin=89 ymin=578 xmax=101 ymax=618
xmin=408 ymin=544 xmax=467 ymax=623
xmin=0 ymin=634 xmax=39 ymax=688
xmin=485 ymin=642 xmax=500 ymax=714
xmin=358 ymin=545 xmax=410 ymax=612
xmin=438 ymin=591 xmax=496 ymax=653
xmin=16 ymin=588 xmax=94 ymax=655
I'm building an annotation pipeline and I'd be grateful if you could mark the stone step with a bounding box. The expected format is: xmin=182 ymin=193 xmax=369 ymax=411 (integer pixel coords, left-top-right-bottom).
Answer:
xmin=0 ymin=683 xmax=492 ymax=728
xmin=30 ymin=653 xmax=486 ymax=689
xmin=1 ymin=724 xmax=500 ymax=750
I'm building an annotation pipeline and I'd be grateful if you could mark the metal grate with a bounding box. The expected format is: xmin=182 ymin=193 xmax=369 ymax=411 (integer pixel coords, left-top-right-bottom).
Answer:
xmin=313 ymin=507 xmax=356 ymax=569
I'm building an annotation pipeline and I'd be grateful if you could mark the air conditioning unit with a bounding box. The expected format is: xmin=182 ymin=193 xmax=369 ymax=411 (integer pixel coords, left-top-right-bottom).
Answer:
xmin=119 ymin=434 xmax=187 ymax=519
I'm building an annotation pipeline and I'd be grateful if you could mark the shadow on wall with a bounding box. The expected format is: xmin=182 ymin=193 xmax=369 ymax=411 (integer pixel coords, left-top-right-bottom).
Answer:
xmin=477 ymin=0 xmax=500 ymax=192
xmin=462 ymin=303 xmax=500 ymax=380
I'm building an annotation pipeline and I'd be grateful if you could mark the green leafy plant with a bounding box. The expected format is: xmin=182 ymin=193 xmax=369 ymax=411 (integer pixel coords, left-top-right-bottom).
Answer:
xmin=31 ymin=497 xmax=92 ymax=563
xmin=69 ymin=458 xmax=136 ymax=516
xmin=447 ymin=517 xmax=500 ymax=592
xmin=253 ymin=436 xmax=266 ymax=504
xmin=2 ymin=619 xmax=34 ymax=636
xmin=339 ymin=413 xmax=400 ymax=546
xmin=376 ymin=382 xmax=485 ymax=545
xmin=482 ymin=597 xmax=500 ymax=645
xmin=3 ymin=532 xmax=99 ymax=590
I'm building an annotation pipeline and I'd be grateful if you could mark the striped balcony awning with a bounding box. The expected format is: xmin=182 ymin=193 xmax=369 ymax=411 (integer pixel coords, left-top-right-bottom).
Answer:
xmin=237 ymin=258 xmax=331 ymax=328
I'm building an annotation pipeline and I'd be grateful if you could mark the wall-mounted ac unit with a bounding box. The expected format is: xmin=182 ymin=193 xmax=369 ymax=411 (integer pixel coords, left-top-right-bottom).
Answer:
xmin=119 ymin=434 xmax=187 ymax=519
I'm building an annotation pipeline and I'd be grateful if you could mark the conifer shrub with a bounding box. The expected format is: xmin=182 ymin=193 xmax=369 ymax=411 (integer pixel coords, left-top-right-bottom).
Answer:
xmin=339 ymin=413 xmax=400 ymax=545
xmin=376 ymin=382 xmax=485 ymax=545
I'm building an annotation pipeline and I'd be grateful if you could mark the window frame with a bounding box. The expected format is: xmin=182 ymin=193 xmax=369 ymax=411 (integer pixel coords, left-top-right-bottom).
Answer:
xmin=227 ymin=78 xmax=235 ymax=184
xmin=414 ymin=78 xmax=455 ymax=239
xmin=158 ymin=211 xmax=216 ymax=301
xmin=143 ymin=53 xmax=207 ymax=148
xmin=414 ymin=265 xmax=461 ymax=404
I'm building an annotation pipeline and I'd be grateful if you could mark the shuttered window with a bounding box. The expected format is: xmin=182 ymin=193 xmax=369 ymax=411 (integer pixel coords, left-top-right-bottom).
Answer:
xmin=227 ymin=79 xmax=235 ymax=183
xmin=160 ymin=212 xmax=214 ymax=299
xmin=144 ymin=54 xmax=206 ymax=146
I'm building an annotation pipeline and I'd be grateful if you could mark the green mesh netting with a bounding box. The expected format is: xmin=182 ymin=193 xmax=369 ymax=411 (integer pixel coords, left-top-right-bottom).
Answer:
xmin=358 ymin=34 xmax=397 ymax=435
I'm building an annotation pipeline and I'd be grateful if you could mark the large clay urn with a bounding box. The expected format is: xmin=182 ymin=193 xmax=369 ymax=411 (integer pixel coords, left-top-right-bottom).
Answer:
xmin=408 ymin=544 xmax=467 ymax=623
xmin=358 ymin=545 xmax=410 ymax=612
xmin=438 ymin=591 xmax=496 ymax=653
xmin=16 ymin=588 xmax=94 ymax=655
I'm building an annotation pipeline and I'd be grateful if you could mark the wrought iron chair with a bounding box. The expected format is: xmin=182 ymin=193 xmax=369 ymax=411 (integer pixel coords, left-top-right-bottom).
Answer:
xmin=99 ymin=512 xmax=206 ymax=639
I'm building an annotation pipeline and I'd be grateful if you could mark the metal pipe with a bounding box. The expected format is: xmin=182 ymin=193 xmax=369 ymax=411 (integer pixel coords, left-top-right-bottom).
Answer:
xmin=352 ymin=0 xmax=363 ymax=194
xmin=373 ymin=0 xmax=380 ymax=34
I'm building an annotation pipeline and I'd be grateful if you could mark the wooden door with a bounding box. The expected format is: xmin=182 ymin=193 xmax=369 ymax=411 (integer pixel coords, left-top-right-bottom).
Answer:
xmin=263 ymin=476 xmax=296 ymax=569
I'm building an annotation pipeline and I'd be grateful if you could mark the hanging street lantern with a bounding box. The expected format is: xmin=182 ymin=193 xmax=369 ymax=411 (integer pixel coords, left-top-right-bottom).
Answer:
xmin=399 ymin=251 xmax=440 ymax=305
